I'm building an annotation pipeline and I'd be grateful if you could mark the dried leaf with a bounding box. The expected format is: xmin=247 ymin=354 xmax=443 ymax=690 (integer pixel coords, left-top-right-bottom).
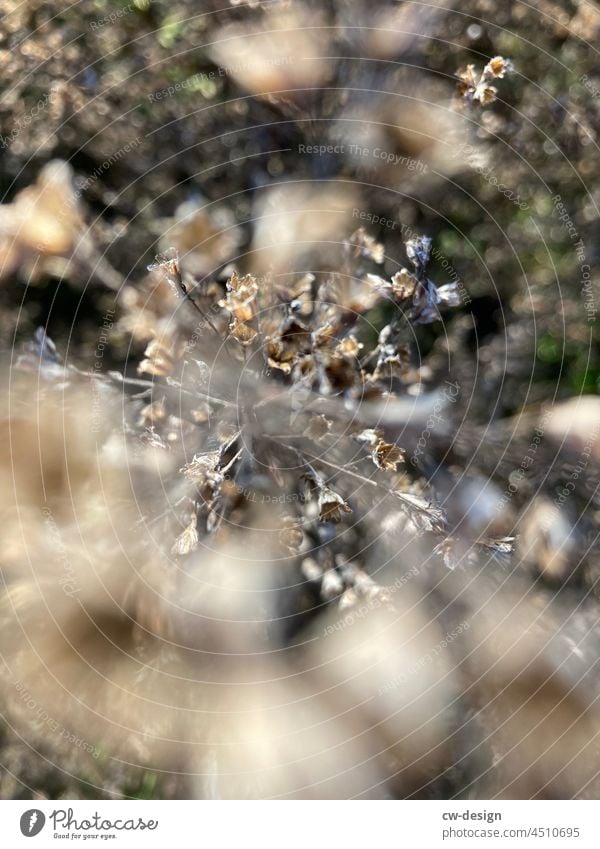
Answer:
xmin=436 ymin=282 xmax=462 ymax=307
xmin=393 ymin=490 xmax=447 ymax=533
xmin=372 ymin=440 xmax=405 ymax=471
xmin=220 ymin=271 xmax=258 ymax=322
xmin=230 ymin=318 xmax=258 ymax=347
xmin=390 ymin=269 xmax=417 ymax=300
xmin=318 ymin=486 xmax=352 ymax=522
xmin=456 ymin=56 xmax=512 ymax=105
xmin=171 ymin=514 xmax=199 ymax=556
xmin=484 ymin=56 xmax=514 ymax=79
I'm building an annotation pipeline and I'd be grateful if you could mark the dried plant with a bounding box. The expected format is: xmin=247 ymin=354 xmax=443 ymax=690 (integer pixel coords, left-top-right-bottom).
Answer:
xmin=0 ymin=0 xmax=599 ymax=804
xmin=455 ymin=56 xmax=514 ymax=106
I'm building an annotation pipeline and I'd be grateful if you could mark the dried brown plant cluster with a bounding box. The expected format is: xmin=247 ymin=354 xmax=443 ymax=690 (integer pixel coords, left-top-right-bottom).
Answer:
xmin=0 ymin=0 xmax=599 ymax=803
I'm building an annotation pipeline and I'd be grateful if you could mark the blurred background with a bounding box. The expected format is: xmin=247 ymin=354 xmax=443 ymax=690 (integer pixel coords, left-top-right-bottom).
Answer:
xmin=0 ymin=0 xmax=599 ymax=801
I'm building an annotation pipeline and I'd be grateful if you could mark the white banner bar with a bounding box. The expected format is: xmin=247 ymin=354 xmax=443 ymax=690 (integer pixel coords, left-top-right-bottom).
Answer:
xmin=0 ymin=800 xmax=599 ymax=847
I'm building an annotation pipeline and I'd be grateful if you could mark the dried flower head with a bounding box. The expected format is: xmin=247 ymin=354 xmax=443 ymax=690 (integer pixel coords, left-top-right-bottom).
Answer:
xmin=355 ymin=428 xmax=405 ymax=471
xmin=220 ymin=271 xmax=259 ymax=323
xmin=456 ymin=55 xmax=513 ymax=106
xmin=484 ymin=56 xmax=514 ymax=80
xmin=317 ymin=486 xmax=352 ymax=523
xmin=171 ymin=514 xmax=199 ymax=556
xmin=372 ymin=440 xmax=406 ymax=472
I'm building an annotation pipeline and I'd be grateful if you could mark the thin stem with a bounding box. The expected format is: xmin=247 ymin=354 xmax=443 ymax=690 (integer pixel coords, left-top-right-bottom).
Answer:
xmin=106 ymin=371 xmax=237 ymax=408
xmin=301 ymin=448 xmax=378 ymax=489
